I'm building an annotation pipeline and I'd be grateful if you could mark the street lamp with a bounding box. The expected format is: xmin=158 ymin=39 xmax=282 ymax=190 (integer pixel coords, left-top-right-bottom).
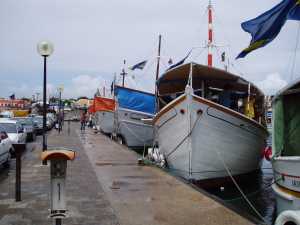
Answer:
xmin=37 ymin=41 xmax=54 ymax=164
xmin=57 ymin=86 xmax=64 ymax=133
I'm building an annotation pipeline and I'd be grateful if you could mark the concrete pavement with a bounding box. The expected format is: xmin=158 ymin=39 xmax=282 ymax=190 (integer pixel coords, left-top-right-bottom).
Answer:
xmin=0 ymin=122 xmax=119 ymax=225
xmin=0 ymin=122 xmax=254 ymax=225
xmin=80 ymin=127 xmax=254 ymax=225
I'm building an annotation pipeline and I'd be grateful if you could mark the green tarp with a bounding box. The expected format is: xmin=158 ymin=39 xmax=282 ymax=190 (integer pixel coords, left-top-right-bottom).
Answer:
xmin=274 ymin=92 xmax=300 ymax=156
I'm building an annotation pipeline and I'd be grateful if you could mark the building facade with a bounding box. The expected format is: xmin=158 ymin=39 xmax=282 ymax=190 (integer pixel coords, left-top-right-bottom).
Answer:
xmin=0 ymin=99 xmax=29 ymax=110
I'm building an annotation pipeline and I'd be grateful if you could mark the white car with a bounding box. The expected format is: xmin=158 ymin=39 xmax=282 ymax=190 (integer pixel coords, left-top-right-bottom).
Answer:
xmin=0 ymin=120 xmax=27 ymax=145
xmin=0 ymin=131 xmax=12 ymax=167
xmin=0 ymin=111 xmax=14 ymax=118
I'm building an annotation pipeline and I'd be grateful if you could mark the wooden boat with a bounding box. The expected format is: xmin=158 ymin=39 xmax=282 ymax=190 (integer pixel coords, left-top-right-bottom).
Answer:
xmin=154 ymin=62 xmax=268 ymax=181
xmin=93 ymin=96 xmax=115 ymax=134
xmin=271 ymin=78 xmax=300 ymax=215
xmin=114 ymin=85 xmax=155 ymax=149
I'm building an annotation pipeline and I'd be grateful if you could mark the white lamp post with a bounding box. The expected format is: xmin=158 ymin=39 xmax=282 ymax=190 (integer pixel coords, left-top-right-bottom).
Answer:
xmin=37 ymin=41 xmax=54 ymax=163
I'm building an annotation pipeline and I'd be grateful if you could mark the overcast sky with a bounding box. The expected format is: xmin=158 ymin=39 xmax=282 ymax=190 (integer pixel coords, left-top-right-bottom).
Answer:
xmin=0 ymin=0 xmax=299 ymax=99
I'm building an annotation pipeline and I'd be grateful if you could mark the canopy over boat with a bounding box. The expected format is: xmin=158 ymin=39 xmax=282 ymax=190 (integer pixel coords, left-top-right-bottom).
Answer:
xmin=114 ymin=86 xmax=155 ymax=115
xmin=157 ymin=62 xmax=264 ymax=96
xmin=94 ymin=96 xmax=115 ymax=112
xmin=88 ymin=97 xmax=115 ymax=114
xmin=273 ymin=78 xmax=300 ymax=156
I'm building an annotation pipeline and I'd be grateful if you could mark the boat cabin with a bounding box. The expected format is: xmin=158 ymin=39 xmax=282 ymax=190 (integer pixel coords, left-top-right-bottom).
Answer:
xmin=273 ymin=79 xmax=300 ymax=157
xmin=156 ymin=62 xmax=266 ymax=124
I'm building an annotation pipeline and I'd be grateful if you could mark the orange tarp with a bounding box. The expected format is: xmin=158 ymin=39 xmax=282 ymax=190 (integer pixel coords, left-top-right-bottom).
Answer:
xmin=88 ymin=104 xmax=95 ymax=114
xmin=89 ymin=97 xmax=115 ymax=114
xmin=95 ymin=96 xmax=115 ymax=112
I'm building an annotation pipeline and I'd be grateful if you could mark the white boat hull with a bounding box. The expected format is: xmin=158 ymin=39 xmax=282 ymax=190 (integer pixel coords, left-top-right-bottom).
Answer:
xmin=273 ymin=157 xmax=300 ymax=193
xmin=155 ymin=93 xmax=267 ymax=181
xmin=272 ymin=156 xmax=300 ymax=215
xmin=96 ymin=111 xmax=114 ymax=134
xmin=272 ymin=183 xmax=300 ymax=215
xmin=116 ymin=108 xmax=154 ymax=148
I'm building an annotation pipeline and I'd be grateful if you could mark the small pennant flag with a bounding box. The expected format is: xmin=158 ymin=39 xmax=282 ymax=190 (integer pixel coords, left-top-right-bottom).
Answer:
xmin=9 ymin=94 xmax=15 ymax=100
xmin=129 ymin=60 xmax=147 ymax=70
xmin=167 ymin=50 xmax=192 ymax=71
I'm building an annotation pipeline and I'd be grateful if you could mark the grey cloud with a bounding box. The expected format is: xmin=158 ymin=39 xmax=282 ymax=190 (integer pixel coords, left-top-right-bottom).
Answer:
xmin=0 ymin=0 xmax=299 ymax=98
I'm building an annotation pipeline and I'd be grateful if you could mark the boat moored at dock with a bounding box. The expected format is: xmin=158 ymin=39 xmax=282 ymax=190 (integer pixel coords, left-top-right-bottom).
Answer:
xmin=93 ymin=96 xmax=116 ymax=134
xmin=154 ymin=62 xmax=268 ymax=181
xmin=114 ymin=85 xmax=155 ymax=149
xmin=271 ymin=78 xmax=300 ymax=216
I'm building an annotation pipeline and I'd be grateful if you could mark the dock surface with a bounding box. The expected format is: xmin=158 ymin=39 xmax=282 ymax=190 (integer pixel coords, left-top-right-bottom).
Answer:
xmin=0 ymin=122 xmax=253 ymax=225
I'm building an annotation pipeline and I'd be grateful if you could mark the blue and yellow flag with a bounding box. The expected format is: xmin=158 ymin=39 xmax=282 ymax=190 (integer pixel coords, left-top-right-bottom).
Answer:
xmin=237 ymin=0 xmax=300 ymax=59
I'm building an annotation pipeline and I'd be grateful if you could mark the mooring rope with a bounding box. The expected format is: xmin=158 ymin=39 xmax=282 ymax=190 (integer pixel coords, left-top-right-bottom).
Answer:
xmin=213 ymin=147 xmax=268 ymax=224
xmin=166 ymin=112 xmax=203 ymax=158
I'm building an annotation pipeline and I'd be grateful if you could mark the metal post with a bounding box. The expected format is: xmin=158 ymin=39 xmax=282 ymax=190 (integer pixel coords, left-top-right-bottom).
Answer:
xmin=121 ymin=60 xmax=127 ymax=87
xmin=58 ymin=90 xmax=62 ymax=133
xmin=42 ymin=56 xmax=48 ymax=165
xmin=55 ymin=218 xmax=62 ymax=225
xmin=15 ymin=149 xmax=21 ymax=201
xmin=155 ymin=34 xmax=162 ymax=112
xmin=13 ymin=143 xmax=25 ymax=202
xmin=207 ymin=2 xmax=213 ymax=67
xmin=67 ymin=120 xmax=70 ymax=135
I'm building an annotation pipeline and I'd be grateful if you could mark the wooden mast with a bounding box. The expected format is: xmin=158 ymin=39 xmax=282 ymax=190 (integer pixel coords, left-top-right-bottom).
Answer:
xmin=155 ymin=34 xmax=162 ymax=111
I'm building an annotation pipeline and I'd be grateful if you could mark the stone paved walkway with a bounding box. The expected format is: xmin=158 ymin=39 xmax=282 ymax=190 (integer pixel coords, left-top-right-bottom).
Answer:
xmin=0 ymin=122 xmax=119 ymax=225
xmin=0 ymin=121 xmax=255 ymax=225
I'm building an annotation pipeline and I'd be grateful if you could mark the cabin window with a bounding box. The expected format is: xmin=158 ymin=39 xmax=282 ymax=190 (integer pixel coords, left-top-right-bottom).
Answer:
xmin=195 ymin=85 xmax=264 ymax=123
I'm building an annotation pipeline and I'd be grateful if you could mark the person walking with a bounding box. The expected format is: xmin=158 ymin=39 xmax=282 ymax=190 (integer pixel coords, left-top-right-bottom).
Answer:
xmin=80 ymin=112 xmax=87 ymax=130
xmin=58 ymin=111 xmax=64 ymax=133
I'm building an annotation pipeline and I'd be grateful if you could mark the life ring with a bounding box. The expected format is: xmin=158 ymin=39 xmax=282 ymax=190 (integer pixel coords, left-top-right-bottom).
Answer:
xmin=275 ymin=210 xmax=300 ymax=225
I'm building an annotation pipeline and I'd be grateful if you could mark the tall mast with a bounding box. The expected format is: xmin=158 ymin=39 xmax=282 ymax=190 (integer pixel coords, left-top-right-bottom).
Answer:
xmin=155 ymin=34 xmax=162 ymax=111
xmin=155 ymin=34 xmax=162 ymax=81
xmin=208 ymin=0 xmax=213 ymax=67
xmin=120 ymin=59 xmax=127 ymax=87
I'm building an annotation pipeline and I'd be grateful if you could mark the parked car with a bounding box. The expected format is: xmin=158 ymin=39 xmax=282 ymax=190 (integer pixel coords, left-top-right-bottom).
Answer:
xmin=0 ymin=120 xmax=27 ymax=145
xmin=33 ymin=116 xmax=44 ymax=135
xmin=0 ymin=131 xmax=12 ymax=167
xmin=0 ymin=111 xmax=14 ymax=118
xmin=13 ymin=117 xmax=37 ymax=142
xmin=47 ymin=113 xmax=57 ymax=129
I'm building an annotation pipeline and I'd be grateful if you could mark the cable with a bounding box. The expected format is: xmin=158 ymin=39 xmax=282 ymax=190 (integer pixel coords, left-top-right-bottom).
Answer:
xmin=289 ymin=21 xmax=300 ymax=81
xmin=213 ymin=147 xmax=268 ymax=224
xmin=224 ymin=177 xmax=282 ymax=203
xmin=191 ymin=47 xmax=207 ymax=62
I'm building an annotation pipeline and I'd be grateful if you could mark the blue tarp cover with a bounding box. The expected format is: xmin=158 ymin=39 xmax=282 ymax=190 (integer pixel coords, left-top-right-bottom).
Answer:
xmin=115 ymin=86 xmax=155 ymax=114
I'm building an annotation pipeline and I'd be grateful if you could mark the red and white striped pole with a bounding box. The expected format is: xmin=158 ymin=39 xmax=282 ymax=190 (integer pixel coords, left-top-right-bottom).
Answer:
xmin=208 ymin=0 xmax=213 ymax=67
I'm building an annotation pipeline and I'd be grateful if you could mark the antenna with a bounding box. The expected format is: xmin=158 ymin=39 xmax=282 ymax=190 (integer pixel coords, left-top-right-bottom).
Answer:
xmin=207 ymin=0 xmax=213 ymax=67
